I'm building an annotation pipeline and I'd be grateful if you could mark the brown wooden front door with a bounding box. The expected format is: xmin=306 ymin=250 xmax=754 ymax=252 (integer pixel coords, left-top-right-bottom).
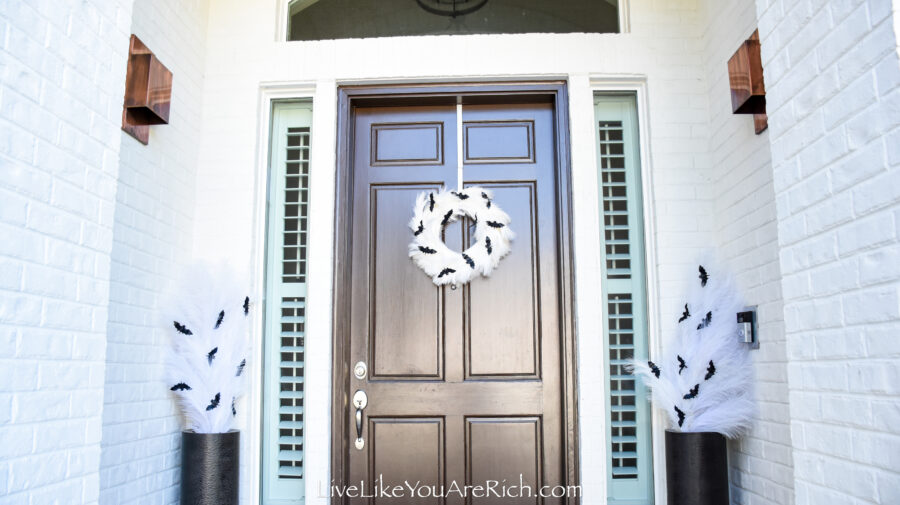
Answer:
xmin=334 ymin=85 xmax=576 ymax=505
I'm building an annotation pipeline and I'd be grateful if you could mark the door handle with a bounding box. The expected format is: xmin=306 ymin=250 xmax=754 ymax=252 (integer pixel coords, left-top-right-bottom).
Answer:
xmin=353 ymin=390 xmax=368 ymax=450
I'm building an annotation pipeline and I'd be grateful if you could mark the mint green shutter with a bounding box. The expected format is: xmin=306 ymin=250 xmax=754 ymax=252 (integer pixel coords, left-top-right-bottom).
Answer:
xmin=263 ymin=102 xmax=312 ymax=505
xmin=595 ymin=94 xmax=654 ymax=505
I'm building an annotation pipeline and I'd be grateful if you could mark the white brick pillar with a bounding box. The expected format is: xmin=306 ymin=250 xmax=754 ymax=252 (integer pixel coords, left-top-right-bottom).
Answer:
xmin=755 ymin=1 xmax=900 ymax=503
xmin=0 ymin=0 xmax=134 ymax=503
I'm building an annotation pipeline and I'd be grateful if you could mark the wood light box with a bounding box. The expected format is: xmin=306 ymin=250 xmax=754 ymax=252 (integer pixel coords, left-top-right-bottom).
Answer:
xmin=122 ymin=35 xmax=172 ymax=144
xmin=728 ymin=29 xmax=767 ymax=133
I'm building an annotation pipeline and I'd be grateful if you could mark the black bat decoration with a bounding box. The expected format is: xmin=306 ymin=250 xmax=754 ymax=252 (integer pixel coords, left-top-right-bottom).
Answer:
xmin=675 ymin=405 xmax=686 ymax=427
xmin=419 ymin=245 xmax=437 ymax=254
xmin=452 ymin=191 xmax=469 ymax=200
xmin=243 ymin=296 xmax=250 ymax=316
xmin=677 ymin=355 xmax=687 ymax=375
xmin=462 ymin=254 xmax=475 ymax=269
xmin=429 ymin=193 xmax=435 ymax=212
xmin=648 ymin=360 xmax=660 ymax=378
xmin=437 ymin=268 xmax=456 ymax=278
xmin=699 ymin=265 xmax=709 ymax=287
xmin=683 ymin=384 xmax=699 ymax=400
xmin=215 ymin=310 xmax=225 ymax=329
xmin=704 ymin=360 xmax=716 ymax=380
xmin=413 ymin=220 xmax=424 ymax=236
xmin=485 ymin=237 xmax=493 ymax=255
xmin=170 ymin=382 xmax=191 ymax=391
xmin=482 ymin=192 xmax=491 ymax=208
xmin=231 ymin=397 xmax=237 ymax=416
xmin=696 ymin=311 xmax=712 ymax=330
xmin=678 ymin=304 xmax=690 ymax=323
xmin=173 ymin=321 xmax=192 ymax=335
xmin=486 ymin=221 xmax=504 ymax=228
xmin=206 ymin=393 xmax=221 ymax=411
xmin=441 ymin=210 xmax=453 ymax=226
xmin=207 ymin=347 xmax=218 ymax=365
xmin=236 ymin=359 xmax=246 ymax=377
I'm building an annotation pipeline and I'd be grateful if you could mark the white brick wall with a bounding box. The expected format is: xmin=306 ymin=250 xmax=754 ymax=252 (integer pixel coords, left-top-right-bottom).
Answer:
xmin=756 ymin=0 xmax=900 ymax=503
xmin=97 ymin=1 xmax=209 ymax=504
xmin=4 ymin=1 xmax=898 ymax=504
xmin=0 ymin=0 xmax=133 ymax=503
xmin=699 ymin=1 xmax=795 ymax=504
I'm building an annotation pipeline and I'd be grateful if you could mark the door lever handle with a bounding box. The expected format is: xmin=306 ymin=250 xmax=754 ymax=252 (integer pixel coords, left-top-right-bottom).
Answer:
xmin=353 ymin=390 xmax=368 ymax=450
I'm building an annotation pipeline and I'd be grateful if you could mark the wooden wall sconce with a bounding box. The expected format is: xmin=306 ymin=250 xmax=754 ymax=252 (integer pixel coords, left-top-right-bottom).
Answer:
xmin=122 ymin=35 xmax=172 ymax=145
xmin=728 ymin=29 xmax=767 ymax=134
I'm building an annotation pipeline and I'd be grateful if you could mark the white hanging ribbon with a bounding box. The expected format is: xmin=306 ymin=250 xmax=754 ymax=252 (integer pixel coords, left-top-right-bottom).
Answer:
xmin=456 ymin=97 xmax=463 ymax=189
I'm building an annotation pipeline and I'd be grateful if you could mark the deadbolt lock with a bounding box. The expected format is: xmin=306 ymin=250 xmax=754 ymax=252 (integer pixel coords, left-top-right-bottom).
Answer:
xmin=353 ymin=361 xmax=367 ymax=380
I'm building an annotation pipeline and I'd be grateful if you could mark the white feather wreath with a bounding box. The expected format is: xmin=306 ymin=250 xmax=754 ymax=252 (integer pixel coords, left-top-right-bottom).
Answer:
xmin=408 ymin=187 xmax=515 ymax=286
xmin=161 ymin=263 xmax=251 ymax=433
xmin=629 ymin=259 xmax=756 ymax=438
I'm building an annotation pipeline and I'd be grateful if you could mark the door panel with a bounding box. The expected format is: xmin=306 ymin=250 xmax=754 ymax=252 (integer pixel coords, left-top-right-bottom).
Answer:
xmin=371 ymin=184 xmax=444 ymax=379
xmin=343 ymin=98 xmax=571 ymax=504
xmin=465 ymin=183 xmax=539 ymax=379
xmin=371 ymin=417 xmax=444 ymax=505
xmin=467 ymin=417 xmax=541 ymax=505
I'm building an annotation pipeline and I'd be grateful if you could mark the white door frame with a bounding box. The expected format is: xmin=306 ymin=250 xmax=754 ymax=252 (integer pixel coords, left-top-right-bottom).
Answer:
xmin=248 ymin=74 xmax=664 ymax=505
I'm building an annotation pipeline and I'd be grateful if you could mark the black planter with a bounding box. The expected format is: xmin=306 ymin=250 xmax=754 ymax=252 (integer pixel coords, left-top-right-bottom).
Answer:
xmin=181 ymin=430 xmax=239 ymax=505
xmin=665 ymin=429 xmax=729 ymax=505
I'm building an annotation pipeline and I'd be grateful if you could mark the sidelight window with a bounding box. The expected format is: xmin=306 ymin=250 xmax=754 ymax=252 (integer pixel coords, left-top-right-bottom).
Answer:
xmin=595 ymin=94 xmax=654 ymax=504
xmin=286 ymin=0 xmax=621 ymax=41
xmin=263 ymin=101 xmax=313 ymax=504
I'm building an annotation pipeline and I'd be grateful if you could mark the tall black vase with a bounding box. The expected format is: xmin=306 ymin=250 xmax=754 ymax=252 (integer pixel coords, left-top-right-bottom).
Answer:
xmin=665 ymin=430 xmax=729 ymax=505
xmin=181 ymin=430 xmax=239 ymax=505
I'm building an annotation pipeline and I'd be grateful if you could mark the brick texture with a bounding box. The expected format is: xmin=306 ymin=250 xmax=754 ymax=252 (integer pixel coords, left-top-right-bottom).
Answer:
xmin=756 ymin=0 xmax=900 ymax=503
xmin=700 ymin=0 xmax=795 ymax=504
xmin=97 ymin=1 xmax=209 ymax=504
xmin=0 ymin=0 xmax=134 ymax=503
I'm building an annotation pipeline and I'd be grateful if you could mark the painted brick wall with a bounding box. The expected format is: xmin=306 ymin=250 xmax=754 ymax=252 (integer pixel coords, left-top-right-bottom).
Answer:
xmin=699 ymin=0 xmax=795 ymax=504
xmin=0 ymin=0 xmax=133 ymax=503
xmin=97 ymin=0 xmax=209 ymax=504
xmin=755 ymin=0 xmax=900 ymax=503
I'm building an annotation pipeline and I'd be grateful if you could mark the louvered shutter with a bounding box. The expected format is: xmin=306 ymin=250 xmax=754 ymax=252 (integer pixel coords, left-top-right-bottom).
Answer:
xmin=263 ymin=102 xmax=312 ymax=504
xmin=595 ymin=95 xmax=654 ymax=504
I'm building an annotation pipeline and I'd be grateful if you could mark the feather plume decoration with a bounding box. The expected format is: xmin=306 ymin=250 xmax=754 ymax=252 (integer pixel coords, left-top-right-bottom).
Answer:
xmin=628 ymin=257 xmax=756 ymax=438
xmin=162 ymin=262 xmax=252 ymax=433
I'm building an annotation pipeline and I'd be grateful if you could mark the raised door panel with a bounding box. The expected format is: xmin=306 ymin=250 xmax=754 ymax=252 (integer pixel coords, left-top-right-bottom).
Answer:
xmin=465 ymin=183 xmax=540 ymax=378
xmin=370 ymin=418 xmax=445 ymax=505
xmin=372 ymin=122 xmax=444 ymax=165
xmin=371 ymin=185 xmax=444 ymax=379
xmin=464 ymin=120 xmax=535 ymax=164
xmin=466 ymin=417 xmax=541 ymax=505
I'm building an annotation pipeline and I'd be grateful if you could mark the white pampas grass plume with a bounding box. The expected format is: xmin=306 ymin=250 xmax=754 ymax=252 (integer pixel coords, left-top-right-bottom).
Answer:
xmin=162 ymin=262 xmax=251 ymax=433
xmin=629 ymin=257 xmax=756 ymax=438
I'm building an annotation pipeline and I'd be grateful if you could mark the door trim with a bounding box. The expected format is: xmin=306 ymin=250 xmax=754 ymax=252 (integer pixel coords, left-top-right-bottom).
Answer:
xmin=331 ymin=81 xmax=579 ymax=500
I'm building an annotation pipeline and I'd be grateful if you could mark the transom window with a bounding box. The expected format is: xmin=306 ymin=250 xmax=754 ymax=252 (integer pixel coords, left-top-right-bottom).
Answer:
xmin=287 ymin=0 xmax=620 ymax=41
